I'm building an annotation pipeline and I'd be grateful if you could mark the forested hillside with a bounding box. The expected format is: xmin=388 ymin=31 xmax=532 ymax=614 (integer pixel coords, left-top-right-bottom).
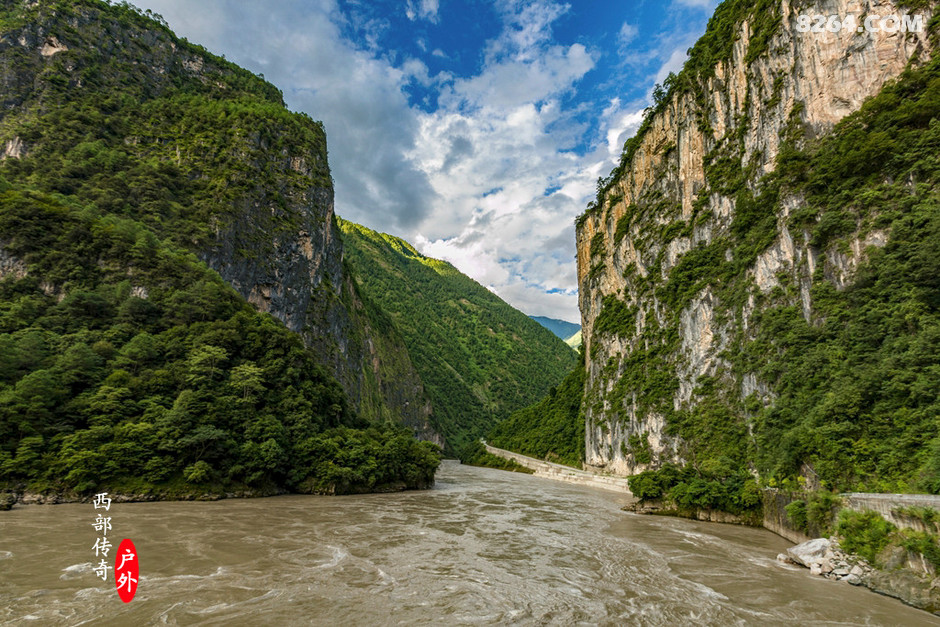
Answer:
xmin=491 ymin=0 xmax=940 ymax=510
xmin=0 ymin=0 xmax=441 ymax=497
xmin=486 ymin=366 xmax=586 ymax=468
xmin=0 ymin=186 xmax=439 ymax=495
xmin=338 ymin=220 xmax=578 ymax=455
xmin=0 ymin=0 xmax=442 ymax=442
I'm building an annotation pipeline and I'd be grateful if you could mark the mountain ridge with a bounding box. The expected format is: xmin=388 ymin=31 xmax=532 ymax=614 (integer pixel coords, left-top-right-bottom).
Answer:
xmin=0 ymin=0 xmax=449 ymax=495
xmin=0 ymin=0 xmax=449 ymax=441
xmin=530 ymin=316 xmax=580 ymax=343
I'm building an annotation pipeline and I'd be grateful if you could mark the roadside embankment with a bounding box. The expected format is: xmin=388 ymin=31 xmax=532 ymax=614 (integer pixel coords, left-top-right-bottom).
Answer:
xmin=482 ymin=443 xmax=633 ymax=496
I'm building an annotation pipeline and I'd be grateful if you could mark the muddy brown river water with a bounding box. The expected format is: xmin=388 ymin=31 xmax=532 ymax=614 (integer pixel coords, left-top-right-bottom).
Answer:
xmin=1 ymin=461 xmax=938 ymax=625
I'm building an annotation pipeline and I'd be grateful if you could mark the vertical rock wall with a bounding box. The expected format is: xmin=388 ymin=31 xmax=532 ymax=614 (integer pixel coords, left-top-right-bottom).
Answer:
xmin=576 ymin=0 xmax=934 ymax=475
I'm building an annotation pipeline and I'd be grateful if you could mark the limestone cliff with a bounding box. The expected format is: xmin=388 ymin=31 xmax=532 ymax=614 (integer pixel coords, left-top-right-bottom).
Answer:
xmin=576 ymin=0 xmax=936 ymax=475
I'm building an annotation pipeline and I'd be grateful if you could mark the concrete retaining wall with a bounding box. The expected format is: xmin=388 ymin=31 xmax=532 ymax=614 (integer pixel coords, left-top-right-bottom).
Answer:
xmin=841 ymin=493 xmax=940 ymax=534
xmin=762 ymin=490 xmax=815 ymax=544
xmin=483 ymin=443 xmax=633 ymax=496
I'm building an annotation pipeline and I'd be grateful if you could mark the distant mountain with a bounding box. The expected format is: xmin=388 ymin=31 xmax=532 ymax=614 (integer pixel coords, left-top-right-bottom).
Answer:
xmin=564 ymin=330 xmax=582 ymax=350
xmin=339 ymin=220 xmax=578 ymax=455
xmin=530 ymin=316 xmax=580 ymax=342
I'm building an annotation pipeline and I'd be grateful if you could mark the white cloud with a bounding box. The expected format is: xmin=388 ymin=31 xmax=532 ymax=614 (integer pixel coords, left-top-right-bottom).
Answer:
xmin=404 ymin=1 xmax=612 ymax=322
xmin=132 ymin=0 xmax=669 ymax=323
xmin=406 ymin=0 xmax=440 ymax=23
xmin=600 ymin=100 xmax=646 ymax=159
xmin=618 ymin=22 xmax=638 ymax=49
xmin=654 ymin=47 xmax=690 ymax=86
xmin=442 ymin=43 xmax=594 ymax=110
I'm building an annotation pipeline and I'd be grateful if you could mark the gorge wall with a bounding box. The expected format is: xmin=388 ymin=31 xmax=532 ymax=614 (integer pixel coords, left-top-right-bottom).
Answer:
xmin=576 ymin=0 xmax=936 ymax=476
xmin=0 ymin=0 xmax=441 ymax=444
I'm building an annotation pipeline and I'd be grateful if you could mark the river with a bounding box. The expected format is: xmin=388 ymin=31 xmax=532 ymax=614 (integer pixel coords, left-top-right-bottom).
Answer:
xmin=1 ymin=461 xmax=937 ymax=625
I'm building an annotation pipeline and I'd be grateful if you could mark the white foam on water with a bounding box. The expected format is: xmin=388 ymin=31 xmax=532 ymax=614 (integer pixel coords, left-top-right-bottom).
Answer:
xmin=59 ymin=563 xmax=92 ymax=580
xmin=73 ymin=587 xmax=108 ymax=600
xmin=317 ymin=545 xmax=348 ymax=569
xmin=61 ymin=563 xmax=92 ymax=573
xmin=687 ymin=579 xmax=729 ymax=602
xmin=157 ymin=601 xmax=184 ymax=624
xmin=193 ymin=589 xmax=281 ymax=615
xmin=0 ymin=551 xmax=13 ymax=560
xmin=377 ymin=567 xmax=397 ymax=585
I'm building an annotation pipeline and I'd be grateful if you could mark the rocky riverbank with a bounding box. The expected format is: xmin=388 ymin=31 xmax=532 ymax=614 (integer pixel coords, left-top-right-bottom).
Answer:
xmin=0 ymin=487 xmax=287 ymax=509
xmin=0 ymin=476 xmax=439 ymax=510
xmin=781 ymin=537 xmax=940 ymax=614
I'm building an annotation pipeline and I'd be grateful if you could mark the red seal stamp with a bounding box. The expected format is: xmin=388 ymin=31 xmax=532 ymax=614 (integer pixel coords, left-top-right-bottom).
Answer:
xmin=114 ymin=539 xmax=138 ymax=603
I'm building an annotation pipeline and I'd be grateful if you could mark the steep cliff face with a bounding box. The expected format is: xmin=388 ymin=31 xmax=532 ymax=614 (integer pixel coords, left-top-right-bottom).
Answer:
xmin=577 ymin=0 xmax=936 ymax=477
xmin=0 ymin=0 xmax=439 ymax=442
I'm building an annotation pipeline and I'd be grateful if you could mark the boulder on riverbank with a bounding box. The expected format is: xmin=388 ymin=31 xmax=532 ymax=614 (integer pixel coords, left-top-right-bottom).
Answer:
xmin=785 ymin=537 xmax=940 ymax=613
xmin=786 ymin=538 xmax=830 ymax=568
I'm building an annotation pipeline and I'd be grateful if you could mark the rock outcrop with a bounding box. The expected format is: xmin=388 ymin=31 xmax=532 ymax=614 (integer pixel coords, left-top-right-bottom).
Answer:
xmin=783 ymin=537 xmax=940 ymax=613
xmin=575 ymin=0 xmax=935 ymax=474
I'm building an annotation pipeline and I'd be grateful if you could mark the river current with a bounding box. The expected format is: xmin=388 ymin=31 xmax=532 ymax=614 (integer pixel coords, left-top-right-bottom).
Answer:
xmin=1 ymin=461 xmax=937 ymax=625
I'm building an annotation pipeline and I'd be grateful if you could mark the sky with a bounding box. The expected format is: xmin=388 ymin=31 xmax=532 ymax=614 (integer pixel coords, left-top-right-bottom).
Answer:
xmin=134 ymin=0 xmax=719 ymax=324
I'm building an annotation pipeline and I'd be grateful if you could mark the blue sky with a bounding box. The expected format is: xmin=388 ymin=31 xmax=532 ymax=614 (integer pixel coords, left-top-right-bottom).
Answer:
xmin=135 ymin=0 xmax=719 ymax=323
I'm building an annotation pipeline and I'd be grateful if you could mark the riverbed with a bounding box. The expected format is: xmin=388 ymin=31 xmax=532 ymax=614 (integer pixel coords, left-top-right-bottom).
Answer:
xmin=1 ymin=461 xmax=937 ymax=625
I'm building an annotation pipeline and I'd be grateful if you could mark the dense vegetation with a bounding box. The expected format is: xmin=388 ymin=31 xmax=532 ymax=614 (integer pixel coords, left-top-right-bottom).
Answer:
xmin=0 ymin=0 xmax=441 ymax=496
xmin=836 ymin=506 xmax=940 ymax=572
xmin=783 ymin=492 xmax=841 ymax=537
xmin=742 ymin=41 xmax=940 ymax=493
xmin=0 ymin=187 xmax=439 ymax=495
xmin=338 ymin=220 xmax=578 ymax=456
xmin=0 ymin=0 xmax=330 ymax=255
xmin=485 ymin=366 xmax=586 ymax=468
xmin=628 ymin=463 xmax=761 ymax=520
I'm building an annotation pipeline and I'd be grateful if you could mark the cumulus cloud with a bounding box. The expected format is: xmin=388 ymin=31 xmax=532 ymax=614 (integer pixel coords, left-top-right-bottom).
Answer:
xmin=404 ymin=1 xmax=613 ymax=322
xmin=134 ymin=0 xmax=665 ymax=323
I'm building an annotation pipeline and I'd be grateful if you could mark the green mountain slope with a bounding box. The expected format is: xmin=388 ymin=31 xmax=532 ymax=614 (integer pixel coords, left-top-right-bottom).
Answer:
xmin=497 ymin=3 xmax=940 ymax=505
xmin=338 ymin=219 xmax=579 ymax=454
xmin=0 ymin=0 xmax=441 ymax=497
xmin=564 ymin=330 xmax=582 ymax=350
xmin=0 ymin=0 xmax=439 ymax=439
xmin=0 ymin=186 xmax=439 ymax=495
xmin=530 ymin=316 xmax=580 ymax=342
xmin=486 ymin=365 xmax=586 ymax=468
